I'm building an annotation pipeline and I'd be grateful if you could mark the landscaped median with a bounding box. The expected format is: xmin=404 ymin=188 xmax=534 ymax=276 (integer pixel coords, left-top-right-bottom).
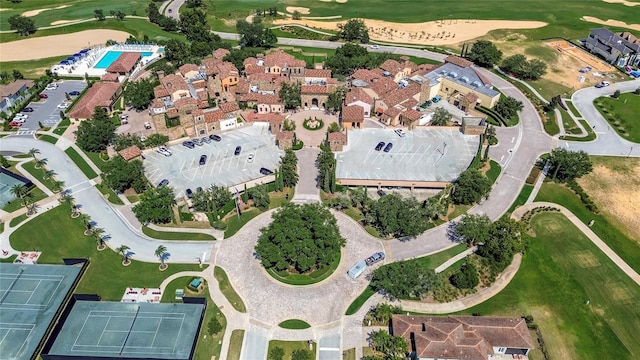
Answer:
xmin=213 ymin=266 xmax=246 ymax=313
xmin=142 ymin=225 xmax=215 ymax=241
xmin=64 ymin=146 xmax=98 ymax=179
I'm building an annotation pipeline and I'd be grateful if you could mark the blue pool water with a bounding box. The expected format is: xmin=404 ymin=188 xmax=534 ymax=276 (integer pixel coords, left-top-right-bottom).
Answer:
xmin=94 ymin=51 xmax=153 ymax=69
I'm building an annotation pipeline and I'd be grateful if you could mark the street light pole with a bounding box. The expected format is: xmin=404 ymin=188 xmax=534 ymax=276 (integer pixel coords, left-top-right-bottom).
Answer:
xmin=628 ymin=146 xmax=633 ymax=158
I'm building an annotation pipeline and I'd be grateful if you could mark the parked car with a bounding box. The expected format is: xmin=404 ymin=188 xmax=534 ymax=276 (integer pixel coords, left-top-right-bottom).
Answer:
xmin=199 ymin=155 xmax=207 ymax=165
xmin=377 ymin=189 xmax=387 ymax=197
xmin=201 ymin=136 xmax=211 ymax=144
xmin=234 ymin=146 xmax=242 ymax=155
xmin=13 ymin=118 xmax=27 ymax=124
xmin=22 ymin=107 xmax=33 ymax=112
xmin=143 ymin=121 xmax=152 ymax=129
xmin=383 ymin=143 xmax=393 ymax=152
xmin=375 ymin=141 xmax=385 ymax=151
xmin=14 ymin=113 xmax=28 ymax=119
xmin=57 ymin=103 xmax=69 ymax=109
xmin=157 ymin=179 xmax=169 ymax=188
xmin=182 ymin=141 xmax=195 ymax=149
xmin=157 ymin=147 xmax=171 ymax=157
xmin=39 ymin=94 xmax=48 ymax=99
xmin=9 ymin=121 xmax=23 ymax=127
xmin=247 ymin=153 xmax=254 ymax=162
xmin=260 ymin=167 xmax=273 ymax=175
xmin=365 ymin=252 xmax=385 ymax=266
xmin=69 ymin=90 xmax=81 ymax=96
xmin=158 ymin=145 xmax=172 ymax=155
xmin=394 ymin=129 xmax=406 ymax=137
xmin=209 ymin=134 xmax=222 ymax=142
xmin=185 ymin=188 xmax=193 ymax=199
xmin=370 ymin=44 xmax=380 ymax=49
xmin=595 ymin=81 xmax=610 ymax=88
xmin=192 ymin=138 xmax=203 ymax=146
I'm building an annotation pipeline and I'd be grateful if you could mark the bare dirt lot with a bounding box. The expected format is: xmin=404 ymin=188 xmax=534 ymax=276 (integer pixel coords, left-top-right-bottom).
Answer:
xmin=577 ymin=156 xmax=640 ymax=242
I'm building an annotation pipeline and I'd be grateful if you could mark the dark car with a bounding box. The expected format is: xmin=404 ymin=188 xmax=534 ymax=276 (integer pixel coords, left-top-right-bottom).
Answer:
xmin=234 ymin=146 xmax=242 ymax=155
xmin=260 ymin=167 xmax=273 ymax=175
xmin=377 ymin=189 xmax=387 ymax=197
xmin=365 ymin=252 xmax=385 ymax=266
xmin=209 ymin=134 xmax=222 ymax=142
xmin=182 ymin=141 xmax=195 ymax=149
xmin=185 ymin=188 xmax=193 ymax=199
xmin=69 ymin=91 xmax=81 ymax=96
xmin=157 ymin=179 xmax=169 ymax=188
xmin=196 ymin=187 xmax=203 ymax=193
xmin=199 ymin=155 xmax=207 ymax=165
xmin=375 ymin=141 xmax=385 ymax=151
xmin=39 ymin=94 xmax=48 ymax=99
xmin=22 ymin=107 xmax=34 ymax=112
xmin=383 ymin=143 xmax=393 ymax=152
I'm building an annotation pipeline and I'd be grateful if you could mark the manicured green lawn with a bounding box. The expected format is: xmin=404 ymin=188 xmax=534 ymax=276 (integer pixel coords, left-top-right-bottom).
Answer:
xmin=213 ymin=266 xmax=246 ymax=313
xmin=53 ymin=118 xmax=70 ymax=135
xmin=268 ymin=187 xmax=294 ymax=209
xmin=141 ymin=225 xmax=215 ymax=241
xmin=564 ymin=99 xmax=581 ymax=118
xmin=559 ymin=107 xmax=582 ymax=135
xmin=506 ymin=184 xmax=534 ymax=214
xmin=64 ymin=147 xmax=98 ymax=179
xmin=21 ymin=161 xmax=57 ymax=192
xmin=278 ymin=319 xmax=311 ymax=329
xmin=82 ymin=150 xmax=110 ymax=172
xmin=9 ymin=203 xmax=203 ymax=300
xmin=458 ymin=212 xmax=640 ymax=359
xmin=1 ymin=186 xmax=48 ymax=213
xmin=9 ymin=214 xmax=29 ymax=227
xmin=543 ymin=111 xmax=560 ymax=136
xmin=486 ymin=160 xmax=501 ymax=184
xmin=594 ymin=93 xmax=640 ymax=143
xmin=96 ymin=182 xmax=124 ymax=205
xmin=560 ymin=119 xmax=596 ymax=141
xmin=266 ymin=251 xmax=340 ymax=286
xmin=345 ymin=243 xmax=466 ymax=315
xmin=227 ymin=330 xmax=245 ymax=360
xmin=535 ymin=182 xmax=640 ymax=274
xmin=38 ymin=134 xmax=58 ymax=145
xmin=224 ymin=208 xmax=261 ymax=238
xmin=267 ymin=340 xmax=316 ymax=360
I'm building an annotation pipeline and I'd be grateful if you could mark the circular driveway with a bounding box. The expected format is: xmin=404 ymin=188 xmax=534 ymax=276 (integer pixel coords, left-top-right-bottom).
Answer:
xmin=216 ymin=209 xmax=384 ymax=326
xmin=287 ymin=109 xmax=338 ymax=147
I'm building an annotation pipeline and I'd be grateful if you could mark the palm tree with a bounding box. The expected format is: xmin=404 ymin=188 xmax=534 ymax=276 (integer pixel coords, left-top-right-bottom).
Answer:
xmin=10 ymin=184 xmax=28 ymax=205
xmin=51 ymin=180 xmax=65 ymax=194
xmin=27 ymin=148 xmax=40 ymax=161
xmin=34 ymin=158 xmax=47 ymax=169
xmin=43 ymin=169 xmax=56 ymax=181
xmin=92 ymin=227 xmax=106 ymax=250
xmin=78 ymin=213 xmax=92 ymax=235
xmin=155 ymin=245 xmax=168 ymax=270
xmin=24 ymin=196 xmax=38 ymax=216
xmin=116 ymin=245 xmax=131 ymax=265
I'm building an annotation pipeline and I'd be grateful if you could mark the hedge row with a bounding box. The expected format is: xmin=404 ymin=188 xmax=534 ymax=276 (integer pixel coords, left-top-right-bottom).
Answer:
xmin=566 ymin=179 xmax=599 ymax=213
xmin=476 ymin=106 xmax=507 ymax=126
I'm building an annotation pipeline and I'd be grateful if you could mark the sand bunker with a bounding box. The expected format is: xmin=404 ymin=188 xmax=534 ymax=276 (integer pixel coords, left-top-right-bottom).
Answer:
xmin=50 ymin=20 xmax=76 ymax=26
xmin=0 ymin=8 xmax=10 ymax=12
xmin=581 ymin=16 xmax=640 ymax=31
xmin=0 ymin=30 xmax=130 ymax=62
xmin=603 ymin=0 xmax=640 ymax=6
xmin=273 ymin=18 xmax=546 ymax=45
xmin=22 ymin=5 xmax=69 ymax=17
xmin=286 ymin=7 xmax=310 ymax=15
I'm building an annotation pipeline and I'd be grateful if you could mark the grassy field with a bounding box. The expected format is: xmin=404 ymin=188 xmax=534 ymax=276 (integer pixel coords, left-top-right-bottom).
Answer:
xmin=21 ymin=161 xmax=57 ymax=193
xmin=564 ymin=99 xmax=581 ymax=118
xmin=535 ymin=181 xmax=640 ymax=274
xmin=38 ymin=134 xmax=59 ymax=145
xmin=9 ymin=213 xmax=29 ymax=227
xmin=227 ymin=330 xmax=245 ymax=360
xmin=141 ymin=225 xmax=216 ymax=241
xmin=64 ymin=146 xmax=98 ymax=179
xmin=594 ymin=93 xmax=640 ymax=143
xmin=458 ymin=212 xmax=640 ymax=359
xmin=278 ymin=319 xmax=311 ymax=329
xmin=9 ymin=203 xmax=203 ymax=300
xmin=267 ymin=340 xmax=316 ymax=360
xmin=214 ymin=266 xmax=247 ymax=313
xmin=223 ymin=208 xmax=261 ymax=238
xmin=96 ymin=182 xmax=124 ymax=205
xmin=506 ymin=184 xmax=534 ymax=214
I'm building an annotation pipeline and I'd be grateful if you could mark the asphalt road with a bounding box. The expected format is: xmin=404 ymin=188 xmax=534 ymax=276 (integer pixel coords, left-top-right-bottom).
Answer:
xmin=559 ymin=78 xmax=640 ymax=156
xmin=16 ymin=81 xmax=86 ymax=136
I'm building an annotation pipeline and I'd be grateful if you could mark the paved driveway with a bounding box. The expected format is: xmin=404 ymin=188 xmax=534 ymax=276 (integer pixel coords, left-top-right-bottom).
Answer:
xmin=287 ymin=109 xmax=338 ymax=147
xmin=17 ymin=81 xmax=86 ymax=135
xmin=293 ymin=148 xmax=320 ymax=203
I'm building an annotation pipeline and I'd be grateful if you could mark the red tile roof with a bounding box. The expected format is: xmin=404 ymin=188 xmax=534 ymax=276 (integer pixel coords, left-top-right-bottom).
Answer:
xmin=276 ymin=130 xmax=294 ymax=140
xmin=383 ymin=106 xmax=401 ymax=118
xmin=219 ymin=101 xmax=240 ymax=113
xmin=445 ymin=55 xmax=473 ymax=68
xmin=402 ymin=108 xmax=423 ymax=121
xmin=173 ymin=97 xmax=197 ymax=110
xmin=179 ymin=63 xmax=200 ymax=77
xmin=192 ymin=79 xmax=207 ymax=89
xmin=380 ymin=84 xmax=420 ymax=107
xmin=68 ymin=82 xmax=120 ymax=119
xmin=255 ymin=94 xmax=281 ymax=105
xmin=380 ymin=59 xmax=402 ymax=74
xmin=328 ymin=131 xmax=347 ymax=144
xmin=106 ymin=52 xmax=141 ymax=74
xmin=248 ymin=73 xmax=275 ymax=83
xmin=345 ymin=87 xmax=373 ymax=106
xmin=167 ymin=108 xmax=179 ymax=118
xmin=301 ymin=84 xmax=329 ymax=94
xmin=305 ymin=69 xmax=331 ymax=79
xmin=101 ymin=73 xmax=120 ymax=82
xmin=118 ymin=145 xmax=142 ymax=161
xmin=242 ymin=111 xmax=284 ymax=124
xmin=264 ymin=51 xmax=305 ymax=69
xmin=341 ymin=104 xmax=364 ymax=122
xmin=213 ymin=48 xmax=230 ymax=60
xmin=368 ymin=77 xmax=396 ymax=97
xmin=203 ymin=109 xmax=226 ymax=123
xmin=351 ymin=68 xmax=379 ymax=82
xmin=153 ymin=85 xmax=169 ymax=98
xmin=160 ymin=74 xmax=190 ymax=93
xmin=151 ymin=99 xmax=165 ymax=109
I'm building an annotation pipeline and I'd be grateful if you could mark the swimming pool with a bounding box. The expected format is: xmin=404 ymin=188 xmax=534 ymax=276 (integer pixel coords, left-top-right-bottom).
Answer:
xmin=94 ymin=51 xmax=154 ymax=69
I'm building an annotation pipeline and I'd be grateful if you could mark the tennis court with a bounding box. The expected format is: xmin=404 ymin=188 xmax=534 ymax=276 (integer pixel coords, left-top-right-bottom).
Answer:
xmin=0 ymin=263 xmax=82 ymax=360
xmin=45 ymin=301 xmax=205 ymax=359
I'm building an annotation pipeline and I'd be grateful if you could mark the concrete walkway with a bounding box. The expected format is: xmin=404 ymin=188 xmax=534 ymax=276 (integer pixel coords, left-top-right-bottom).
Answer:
xmin=513 ymin=202 xmax=640 ymax=286
xmin=434 ymin=246 xmax=477 ymax=274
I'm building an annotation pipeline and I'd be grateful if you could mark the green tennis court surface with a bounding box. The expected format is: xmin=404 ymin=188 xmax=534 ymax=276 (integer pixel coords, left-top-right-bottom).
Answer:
xmin=45 ymin=301 xmax=205 ymax=359
xmin=0 ymin=263 xmax=82 ymax=360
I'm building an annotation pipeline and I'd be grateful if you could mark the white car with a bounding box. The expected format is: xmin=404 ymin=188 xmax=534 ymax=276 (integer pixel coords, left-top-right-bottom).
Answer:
xmin=370 ymin=45 xmax=380 ymax=49
xmin=394 ymin=128 xmax=406 ymax=137
xmin=57 ymin=103 xmax=69 ymax=109
xmin=46 ymin=84 xmax=58 ymax=90
xmin=144 ymin=121 xmax=152 ymax=130
xmin=247 ymin=153 xmax=255 ymax=163
xmin=157 ymin=146 xmax=172 ymax=156
xmin=14 ymin=113 xmax=28 ymax=119
xmin=14 ymin=118 xmax=27 ymax=124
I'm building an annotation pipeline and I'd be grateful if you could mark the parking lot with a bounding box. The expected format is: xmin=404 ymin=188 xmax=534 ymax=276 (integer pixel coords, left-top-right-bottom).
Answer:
xmin=15 ymin=80 xmax=86 ymax=136
xmin=335 ymin=128 xmax=479 ymax=183
xmin=143 ymin=124 xmax=283 ymax=198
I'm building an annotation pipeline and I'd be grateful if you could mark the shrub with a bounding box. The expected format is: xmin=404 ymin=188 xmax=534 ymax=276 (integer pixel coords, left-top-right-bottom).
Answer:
xmin=449 ymin=262 xmax=479 ymax=289
xmin=612 ymin=90 xmax=620 ymax=99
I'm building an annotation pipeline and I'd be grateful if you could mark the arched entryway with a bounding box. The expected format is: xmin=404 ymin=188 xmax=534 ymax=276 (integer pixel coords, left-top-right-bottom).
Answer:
xmin=311 ymin=98 xmax=319 ymax=107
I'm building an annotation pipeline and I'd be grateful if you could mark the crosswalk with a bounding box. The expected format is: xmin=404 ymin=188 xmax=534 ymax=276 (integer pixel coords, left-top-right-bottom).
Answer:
xmin=14 ymin=130 xmax=37 ymax=136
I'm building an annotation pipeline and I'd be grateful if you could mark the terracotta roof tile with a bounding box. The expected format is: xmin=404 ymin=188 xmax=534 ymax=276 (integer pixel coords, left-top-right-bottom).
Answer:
xmin=160 ymin=74 xmax=190 ymax=93
xmin=118 ymin=145 xmax=142 ymax=161
xmin=255 ymin=94 xmax=281 ymax=105
xmin=248 ymin=73 xmax=275 ymax=83
xmin=380 ymin=84 xmax=420 ymax=107
xmin=68 ymin=82 xmax=120 ymax=119
xmin=203 ymin=109 xmax=226 ymax=123
xmin=153 ymin=85 xmax=169 ymax=98
xmin=341 ymin=104 xmax=364 ymax=121
xmin=192 ymin=79 xmax=207 ymax=89
xmin=445 ymin=55 xmax=473 ymax=68
xmin=101 ymin=73 xmax=120 ymax=82
xmin=179 ymin=63 xmax=200 ymax=77
xmin=301 ymin=84 xmax=329 ymax=94
xmin=167 ymin=108 xmax=179 ymax=118
xmin=345 ymin=87 xmax=373 ymax=106
xmin=380 ymin=59 xmax=402 ymax=74
xmin=151 ymin=99 xmax=165 ymax=108
xmin=213 ymin=48 xmax=230 ymax=59
xmin=328 ymin=131 xmax=347 ymax=143
xmin=173 ymin=97 xmax=197 ymax=110
xmin=276 ymin=130 xmax=294 ymax=140
xmin=383 ymin=107 xmax=401 ymax=118
xmin=351 ymin=68 xmax=379 ymax=82
xmin=106 ymin=52 xmax=141 ymax=73
xmin=305 ymin=69 xmax=331 ymax=78
xmin=402 ymin=108 xmax=422 ymax=121
xmin=242 ymin=111 xmax=284 ymax=124
xmin=220 ymin=101 xmax=240 ymax=113
xmin=368 ymin=77 xmax=396 ymax=97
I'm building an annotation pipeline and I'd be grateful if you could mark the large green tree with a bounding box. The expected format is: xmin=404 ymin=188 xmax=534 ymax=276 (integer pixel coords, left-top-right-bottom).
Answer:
xmin=536 ymin=148 xmax=593 ymax=182
xmin=8 ymin=15 xmax=36 ymax=36
xmin=236 ymin=19 xmax=276 ymax=48
xmin=430 ymin=107 xmax=452 ymax=126
xmin=278 ymin=82 xmax=301 ymax=110
xmin=316 ymin=141 xmax=336 ymax=193
xmin=338 ymin=18 xmax=369 ymax=43
xmin=246 ymin=184 xmax=270 ymax=210
xmin=75 ymin=107 xmax=117 ymax=152
xmin=451 ymin=168 xmax=492 ymax=205
xmin=451 ymin=213 xmax=492 ymax=245
xmin=124 ymin=78 xmax=156 ymax=110
xmin=467 ymin=40 xmax=502 ymax=67
xmin=449 ymin=262 xmax=479 ymax=289
xmin=501 ymin=54 xmax=547 ymax=80
xmin=132 ymin=186 xmax=176 ymax=224
xmin=255 ymin=203 xmax=345 ymax=273
xmin=280 ymin=149 xmax=298 ymax=187
xmin=493 ymin=96 xmax=523 ymax=120
xmin=191 ymin=185 xmax=232 ymax=213
xmin=370 ymin=261 xmax=439 ymax=299
xmin=369 ymin=330 xmax=408 ymax=360
xmin=326 ymin=86 xmax=349 ymax=113
xmin=102 ymin=156 xmax=147 ymax=193
xmin=364 ymin=195 xmax=437 ymax=237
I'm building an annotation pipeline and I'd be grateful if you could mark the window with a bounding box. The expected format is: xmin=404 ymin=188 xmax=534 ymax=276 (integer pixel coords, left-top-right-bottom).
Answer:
xmin=199 ymin=129 xmax=205 ymax=135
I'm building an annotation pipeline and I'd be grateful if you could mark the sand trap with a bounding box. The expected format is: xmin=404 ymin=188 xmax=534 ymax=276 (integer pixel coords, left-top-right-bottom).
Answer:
xmin=22 ymin=5 xmax=69 ymax=17
xmin=0 ymin=8 xmax=10 ymax=12
xmin=0 ymin=30 xmax=130 ymax=62
xmin=581 ymin=16 xmax=640 ymax=31
xmin=603 ymin=0 xmax=640 ymax=6
xmin=50 ymin=20 xmax=76 ymax=26
xmin=336 ymin=0 xmax=348 ymax=3
xmin=286 ymin=7 xmax=310 ymax=15
xmin=273 ymin=18 xmax=546 ymax=45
